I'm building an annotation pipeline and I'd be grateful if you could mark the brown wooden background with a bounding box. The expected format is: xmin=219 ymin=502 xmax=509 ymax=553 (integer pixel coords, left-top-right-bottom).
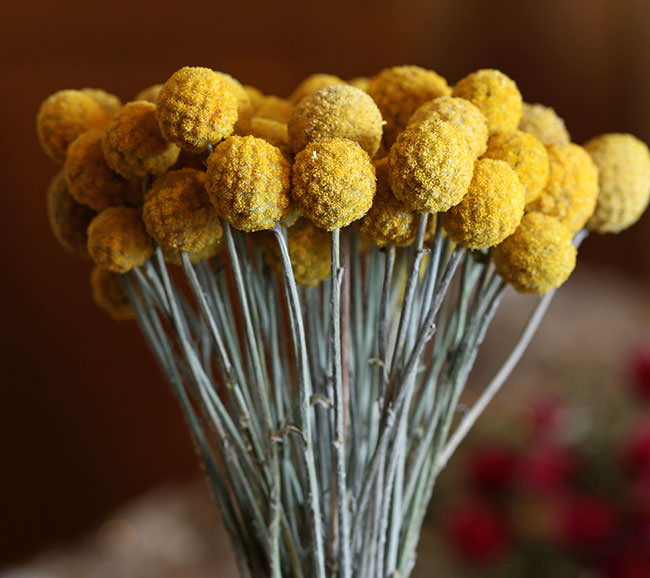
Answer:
xmin=1 ymin=0 xmax=649 ymax=566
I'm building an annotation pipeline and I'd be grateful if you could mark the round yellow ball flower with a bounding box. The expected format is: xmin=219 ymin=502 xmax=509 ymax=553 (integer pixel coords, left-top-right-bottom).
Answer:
xmin=292 ymin=137 xmax=376 ymax=231
xmin=90 ymin=266 xmax=135 ymax=321
xmin=359 ymin=159 xmax=418 ymax=246
xmin=584 ymin=133 xmax=650 ymax=233
xmin=493 ymin=212 xmax=576 ymax=294
xmin=87 ymin=206 xmax=154 ymax=273
xmin=156 ymin=66 xmax=239 ymax=152
xmin=388 ymin=118 xmax=474 ymax=214
xmin=243 ymin=85 xmax=265 ymax=110
xmin=441 ymin=158 xmax=525 ymax=249
xmin=214 ymin=71 xmax=253 ymax=134
xmin=368 ymin=65 xmax=451 ymax=146
xmin=103 ymin=101 xmax=180 ymax=179
xmin=453 ymin=69 xmax=522 ymax=135
xmin=161 ymin=237 xmax=224 ymax=266
xmin=519 ymin=102 xmax=570 ymax=146
xmin=348 ymin=77 xmax=371 ymax=92
xmin=248 ymin=117 xmax=290 ymax=156
xmin=37 ymin=89 xmax=110 ymax=164
xmin=206 ymin=135 xmax=290 ymax=231
xmin=46 ymin=170 xmax=97 ymax=258
xmin=289 ymin=73 xmax=346 ymax=104
xmin=483 ymin=130 xmax=549 ymax=203
xmin=135 ymin=84 xmax=163 ymax=103
xmin=255 ymin=96 xmax=293 ymax=124
xmin=65 ymin=130 xmax=139 ymax=211
xmin=408 ymin=96 xmax=488 ymax=158
xmin=81 ymin=88 xmax=122 ymax=117
xmin=288 ymin=85 xmax=383 ymax=156
xmin=143 ymin=168 xmax=222 ymax=253
xmin=527 ymin=143 xmax=599 ymax=234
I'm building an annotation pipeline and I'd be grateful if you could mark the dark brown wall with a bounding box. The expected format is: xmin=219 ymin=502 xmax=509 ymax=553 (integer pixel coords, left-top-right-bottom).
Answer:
xmin=1 ymin=0 xmax=649 ymax=566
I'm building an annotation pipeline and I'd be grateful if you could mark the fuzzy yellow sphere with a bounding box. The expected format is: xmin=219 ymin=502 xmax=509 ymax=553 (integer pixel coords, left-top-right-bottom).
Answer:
xmin=248 ymin=118 xmax=290 ymax=156
xmin=37 ymin=89 xmax=110 ymax=164
xmin=453 ymin=69 xmax=522 ymax=135
xmin=368 ymin=65 xmax=451 ymax=146
xmin=292 ymin=137 xmax=376 ymax=231
xmin=81 ymin=88 xmax=122 ymax=117
xmin=348 ymin=77 xmax=371 ymax=92
xmin=408 ymin=96 xmax=488 ymax=158
xmin=441 ymin=159 xmax=525 ymax=249
xmin=243 ymin=85 xmax=265 ymax=109
xmin=87 ymin=206 xmax=154 ymax=273
xmin=206 ymin=136 xmax=291 ymax=231
xmin=527 ymin=143 xmax=599 ymax=234
xmin=519 ymin=103 xmax=570 ymax=146
xmin=493 ymin=213 xmax=576 ymax=294
xmin=103 ymin=102 xmax=180 ymax=179
xmin=584 ymin=133 xmax=650 ymax=233
xmin=288 ymin=85 xmax=383 ymax=156
xmin=388 ymin=118 xmax=474 ymax=214
xmin=135 ymin=84 xmax=163 ymax=104
xmin=143 ymin=168 xmax=222 ymax=252
xmin=161 ymin=237 xmax=224 ymax=266
xmin=90 ymin=266 xmax=135 ymax=321
xmin=255 ymin=96 xmax=293 ymax=124
xmin=214 ymin=71 xmax=253 ymax=134
xmin=156 ymin=67 xmax=239 ymax=152
xmin=289 ymin=73 xmax=346 ymax=104
xmin=483 ymin=130 xmax=549 ymax=203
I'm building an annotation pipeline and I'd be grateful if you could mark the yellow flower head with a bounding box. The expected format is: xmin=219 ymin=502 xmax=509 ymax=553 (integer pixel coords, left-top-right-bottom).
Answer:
xmin=493 ymin=212 xmax=576 ymax=294
xmin=135 ymin=84 xmax=163 ymax=104
xmin=243 ymin=85 xmax=265 ymax=110
xmin=292 ymin=137 xmax=375 ymax=231
xmin=388 ymin=118 xmax=474 ymax=214
xmin=289 ymin=73 xmax=346 ymax=104
xmin=348 ymin=77 xmax=371 ymax=92
xmin=37 ymin=89 xmax=110 ymax=164
xmin=483 ymin=130 xmax=549 ymax=203
xmin=103 ymin=101 xmax=180 ymax=179
xmin=519 ymin=102 xmax=570 ymax=146
xmin=87 ymin=206 xmax=154 ymax=273
xmin=255 ymin=96 xmax=293 ymax=124
xmin=143 ymin=168 xmax=222 ymax=253
xmin=248 ymin=117 xmax=291 ymax=157
xmin=288 ymin=85 xmax=383 ymax=156
xmin=359 ymin=159 xmax=418 ymax=246
xmin=65 ymin=130 xmax=140 ymax=211
xmin=46 ymin=170 xmax=96 ymax=258
xmin=90 ymin=266 xmax=135 ymax=321
xmin=527 ymin=143 xmax=599 ymax=234
xmin=156 ymin=66 xmax=239 ymax=152
xmin=161 ymin=237 xmax=224 ymax=266
xmin=81 ymin=88 xmax=122 ymax=117
xmin=368 ymin=65 xmax=451 ymax=146
xmin=441 ymin=158 xmax=525 ymax=249
xmin=206 ymin=135 xmax=290 ymax=232
xmin=214 ymin=71 xmax=254 ymax=134
xmin=585 ymin=133 xmax=650 ymax=234
xmin=453 ymin=69 xmax=522 ymax=135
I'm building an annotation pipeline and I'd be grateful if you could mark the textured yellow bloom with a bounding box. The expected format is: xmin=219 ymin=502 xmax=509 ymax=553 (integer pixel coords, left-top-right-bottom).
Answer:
xmin=143 ymin=168 xmax=222 ymax=252
xmin=65 ymin=130 xmax=140 ymax=211
xmin=527 ymin=143 xmax=599 ymax=234
xmin=87 ymin=206 xmax=154 ymax=273
xmin=368 ymin=65 xmax=451 ymax=146
xmin=292 ymin=137 xmax=375 ymax=231
xmin=388 ymin=118 xmax=474 ymax=213
xmin=584 ymin=133 xmax=650 ymax=233
xmin=161 ymin=237 xmax=224 ymax=266
xmin=255 ymin=96 xmax=293 ymax=124
xmin=248 ymin=117 xmax=290 ymax=156
xmin=206 ymin=135 xmax=290 ymax=231
xmin=243 ymin=85 xmax=265 ymax=110
xmin=90 ymin=266 xmax=135 ymax=321
xmin=493 ymin=213 xmax=576 ymax=294
xmin=483 ymin=130 xmax=549 ymax=203
xmin=46 ymin=170 xmax=96 ymax=258
xmin=359 ymin=159 xmax=418 ymax=246
xmin=156 ymin=66 xmax=239 ymax=152
xmin=103 ymin=102 xmax=180 ymax=179
xmin=214 ymin=71 xmax=253 ymax=134
xmin=519 ymin=103 xmax=570 ymax=146
xmin=408 ymin=96 xmax=488 ymax=158
xmin=37 ymin=89 xmax=110 ymax=164
xmin=288 ymin=85 xmax=383 ymax=156
xmin=441 ymin=159 xmax=525 ymax=249
xmin=135 ymin=84 xmax=163 ymax=103
xmin=289 ymin=73 xmax=346 ymax=104
xmin=81 ymin=88 xmax=122 ymax=117
xmin=453 ymin=69 xmax=522 ymax=135
xmin=348 ymin=77 xmax=370 ymax=92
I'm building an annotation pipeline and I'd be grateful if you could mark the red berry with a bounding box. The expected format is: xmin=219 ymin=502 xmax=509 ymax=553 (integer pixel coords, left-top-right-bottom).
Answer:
xmin=554 ymin=494 xmax=616 ymax=552
xmin=519 ymin=444 xmax=576 ymax=493
xmin=630 ymin=346 xmax=650 ymax=402
xmin=467 ymin=446 xmax=517 ymax=494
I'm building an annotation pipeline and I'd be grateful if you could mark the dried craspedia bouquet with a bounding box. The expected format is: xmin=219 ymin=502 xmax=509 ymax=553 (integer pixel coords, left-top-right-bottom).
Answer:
xmin=37 ymin=65 xmax=650 ymax=578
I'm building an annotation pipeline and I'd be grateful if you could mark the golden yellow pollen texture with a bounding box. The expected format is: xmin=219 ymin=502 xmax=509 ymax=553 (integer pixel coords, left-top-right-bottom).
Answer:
xmin=81 ymin=88 xmax=122 ymax=117
xmin=90 ymin=266 xmax=135 ymax=321
xmin=388 ymin=118 xmax=474 ymax=214
xmin=289 ymin=73 xmax=346 ymax=104
xmin=585 ymin=133 xmax=650 ymax=233
xmin=519 ymin=102 xmax=570 ymax=146
xmin=348 ymin=77 xmax=371 ymax=92
xmin=135 ymin=84 xmax=163 ymax=104
xmin=248 ymin=118 xmax=290 ymax=156
xmin=87 ymin=206 xmax=154 ymax=273
xmin=493 ymin=212 xmax=576 ymax=294
xmin=441 ymin=158 xmax=525 ymax=249
xmin=527 ymin=143 xmax=599 ymax=234
xmin=206 ymin=135 xmax=290 ymax=232
xmin=243 ymin=85 xmax=265 ymax=110
xmin=288 ymin=85 xmax=383 ymax=156
xmin=292 ymin=137 xmax=376 ymax=231
xmin=214 ymin=71 xmax=253 ymax=134
xmin=483 ymin=130 xmax=549 ymax=203
xmin=161 ymin=238 xmax=223 ymax=266
xmin=156 ymin=66 xmax=239 ymax=152
xmin=255 ymin=96 xmax=293 ymax=124
xmin=453 ymin=69 xmax=522 ymax=135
